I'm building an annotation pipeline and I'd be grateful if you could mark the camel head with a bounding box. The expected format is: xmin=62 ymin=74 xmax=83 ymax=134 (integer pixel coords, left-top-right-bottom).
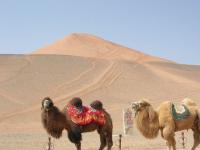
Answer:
xmin=41 ymin=97 xmax=54 ymax=111
xmin=131 ymin=100 xmax=151 ymax=115
xmin=131 ymin=100 xmax=159 ymax=139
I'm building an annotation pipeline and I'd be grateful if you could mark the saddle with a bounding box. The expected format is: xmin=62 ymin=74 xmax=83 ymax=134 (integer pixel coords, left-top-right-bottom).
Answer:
xmin=67 ymin=104 xmax=106 ymax=126
xmin=171 ymin=103 xmax=191 ymax=121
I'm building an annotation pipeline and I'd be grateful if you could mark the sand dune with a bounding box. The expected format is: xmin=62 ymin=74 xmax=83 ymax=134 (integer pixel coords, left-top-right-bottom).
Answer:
xmin=33 ymin=33 xmax=167 ymax=62
xmin=0 ymin=33 xmax=200 ymax=150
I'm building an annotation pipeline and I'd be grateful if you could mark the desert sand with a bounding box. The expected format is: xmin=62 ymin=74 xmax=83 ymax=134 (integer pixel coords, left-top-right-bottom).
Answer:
xmin=0 ymin=33 xmax=200 ymax=149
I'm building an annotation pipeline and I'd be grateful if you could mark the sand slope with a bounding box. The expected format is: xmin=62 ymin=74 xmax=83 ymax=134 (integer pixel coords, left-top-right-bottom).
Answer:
xmin=0 ymin=33 xmax=200 ymax=150
xmin=33 ymin=33 xmax=167 ymax=62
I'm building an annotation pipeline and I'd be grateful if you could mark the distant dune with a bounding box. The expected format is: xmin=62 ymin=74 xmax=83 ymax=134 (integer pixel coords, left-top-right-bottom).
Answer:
xmin=33 ymin=33 xmax=167 ymax=62
xmin=0 ymin=33 xmax=200 ymax=150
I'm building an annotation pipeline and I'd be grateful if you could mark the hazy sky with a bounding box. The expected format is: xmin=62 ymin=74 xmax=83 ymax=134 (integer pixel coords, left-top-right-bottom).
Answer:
xmin=0 ymin=0 xmax=199 ymax=64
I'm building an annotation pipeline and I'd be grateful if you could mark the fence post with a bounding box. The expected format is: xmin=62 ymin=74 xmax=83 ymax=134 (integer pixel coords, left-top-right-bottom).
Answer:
xmin=48 ymin=137 xmax=51 ymax=150
xmin=119 ymin=134 xmax=122 ymax=150
xmin=181 ymin=132 xmax=185 ymax=149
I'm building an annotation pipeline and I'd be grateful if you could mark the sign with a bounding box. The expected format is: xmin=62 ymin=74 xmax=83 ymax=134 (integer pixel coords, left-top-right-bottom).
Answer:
xmin=123 ymin=108 xmax=134 ymax=135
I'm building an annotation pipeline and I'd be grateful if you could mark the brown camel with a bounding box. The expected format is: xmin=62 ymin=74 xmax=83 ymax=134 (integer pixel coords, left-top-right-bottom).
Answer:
xmin=132 ymin=98 xmax=200 ymax=150
xmin=41 ymin=97 xmax=113 ymax=150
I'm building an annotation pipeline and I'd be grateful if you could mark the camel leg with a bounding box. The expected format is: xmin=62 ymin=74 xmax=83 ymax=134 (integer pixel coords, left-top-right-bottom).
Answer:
xmin=98 ymin=132 xmax=107 ymax=150
xmin=165 ymin=138 xmax=175 ymax=150
xmin=75 ymin=142 xmax=81 ymax=150
xmin=67 ymin=130 xmax=82 ymax=150
xmin=162 ymin=126 xmax=176 ymax=150
xmin=106 ymin=132 xmax=113 ymax=150
xmin=168 ymin=136 xmax=176 ymax=150
xmin=191 ymin=131 xmax=200 ymax=150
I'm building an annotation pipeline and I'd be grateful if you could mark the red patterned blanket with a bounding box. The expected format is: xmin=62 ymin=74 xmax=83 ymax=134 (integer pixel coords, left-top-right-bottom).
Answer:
xmin=67 ymin=105 xmax=106 ymax=126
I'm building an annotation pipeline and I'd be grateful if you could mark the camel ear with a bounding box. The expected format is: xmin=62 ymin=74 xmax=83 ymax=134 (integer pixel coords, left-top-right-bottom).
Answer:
xmin=41 ymin=99 xmax=45 ymax=109
xmin=148 ymin=106 xmax=156 ymax=122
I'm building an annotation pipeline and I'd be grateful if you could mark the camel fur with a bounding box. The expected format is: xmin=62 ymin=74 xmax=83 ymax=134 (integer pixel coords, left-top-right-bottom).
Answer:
xmin=41 ymin=97 xmax=113 ymax=150
xmin=132 ymin=98 xmax=200 ymax=150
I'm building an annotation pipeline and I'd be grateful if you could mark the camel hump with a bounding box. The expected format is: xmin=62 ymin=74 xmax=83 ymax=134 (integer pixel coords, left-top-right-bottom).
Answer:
xmin=90 ymin=100 xmax=103 ymax=110
xmin=182 ymin=98 xmax=196 ymax=106
xmin=70 ymin=97 xmax=83 ymax=108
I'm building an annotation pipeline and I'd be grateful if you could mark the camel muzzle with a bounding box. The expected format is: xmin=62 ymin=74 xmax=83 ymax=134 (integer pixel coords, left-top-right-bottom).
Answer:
xmin=131 ymin=102 xmax=141 ymax=117
xmin=132 ymin=102 xmax=139 ymax=111
xmin=43 ymin=100 xmax=53 ymax=111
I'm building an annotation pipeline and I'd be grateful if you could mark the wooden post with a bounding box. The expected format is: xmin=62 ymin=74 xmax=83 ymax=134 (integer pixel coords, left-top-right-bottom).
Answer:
xmin=119 ymin=134 xmax=122 ymax=150
xmin=181 ymin=132 xmax=185 ymax=149
xmin=48 ymin=137 xmax=51 ymax=150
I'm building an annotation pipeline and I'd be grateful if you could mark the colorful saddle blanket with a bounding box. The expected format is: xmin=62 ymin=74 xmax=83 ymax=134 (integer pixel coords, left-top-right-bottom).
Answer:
xmin=67 ymin=105 xmax=106 ymax=125
xmin=171 ymin=103 xmax=191 ymax=121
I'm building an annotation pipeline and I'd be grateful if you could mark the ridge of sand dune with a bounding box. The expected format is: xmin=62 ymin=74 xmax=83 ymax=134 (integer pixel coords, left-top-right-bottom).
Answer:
xmin=33 ymin=33 xmax=167 ymax=62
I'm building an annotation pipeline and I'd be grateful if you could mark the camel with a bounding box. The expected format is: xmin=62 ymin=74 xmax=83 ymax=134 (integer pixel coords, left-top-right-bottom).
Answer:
xmin=41 ymin=97 xmax=113 ymax=150
xmin=131 ymin=98 xmax=200 ymax=150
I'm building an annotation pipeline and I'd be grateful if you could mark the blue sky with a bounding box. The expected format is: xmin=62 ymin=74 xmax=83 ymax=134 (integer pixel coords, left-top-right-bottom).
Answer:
xmin=0 ymin=0 xmax=199 ymax=64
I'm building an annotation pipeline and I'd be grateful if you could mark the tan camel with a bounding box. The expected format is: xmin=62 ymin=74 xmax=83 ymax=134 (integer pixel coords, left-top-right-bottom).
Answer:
xmin=132 ymin=98 xmax=200 ymax=150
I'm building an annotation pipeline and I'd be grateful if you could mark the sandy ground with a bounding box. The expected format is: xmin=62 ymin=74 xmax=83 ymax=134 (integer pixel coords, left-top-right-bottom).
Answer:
xmin=0 ymin=33 xmax=200 ymax=149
